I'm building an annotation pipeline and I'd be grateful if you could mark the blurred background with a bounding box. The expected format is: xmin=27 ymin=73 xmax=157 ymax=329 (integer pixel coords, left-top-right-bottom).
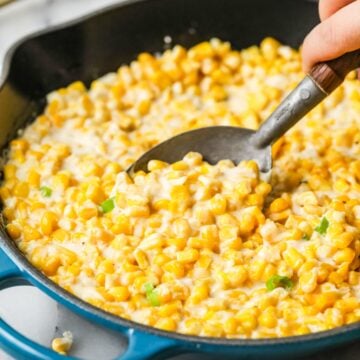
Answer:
xmin=0 ymin=0 xmax=122 ymax=75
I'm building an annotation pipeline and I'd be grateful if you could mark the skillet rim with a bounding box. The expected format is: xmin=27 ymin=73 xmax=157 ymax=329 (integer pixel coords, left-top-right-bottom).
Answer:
xmin=0 ymin=0 xmax=359 ymax=348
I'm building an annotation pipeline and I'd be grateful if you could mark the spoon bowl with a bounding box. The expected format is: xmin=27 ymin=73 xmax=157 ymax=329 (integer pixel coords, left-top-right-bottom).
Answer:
xmin=128 ymin=126 xmax=271 ymax=174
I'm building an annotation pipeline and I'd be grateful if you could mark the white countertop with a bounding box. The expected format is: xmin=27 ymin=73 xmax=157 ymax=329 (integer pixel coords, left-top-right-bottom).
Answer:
xmin=0 ymin=1 xmax=359 ymax=359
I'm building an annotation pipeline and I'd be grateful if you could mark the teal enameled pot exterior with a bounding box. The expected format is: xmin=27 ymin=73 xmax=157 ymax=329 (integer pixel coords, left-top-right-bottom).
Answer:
xmin=0 ymin=0 xmax=359 ymax=359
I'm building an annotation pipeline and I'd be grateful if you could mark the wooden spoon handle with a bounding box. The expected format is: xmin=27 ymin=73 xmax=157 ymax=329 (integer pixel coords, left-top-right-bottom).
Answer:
xmin=308 ymin=49 xmax=360 ymax=94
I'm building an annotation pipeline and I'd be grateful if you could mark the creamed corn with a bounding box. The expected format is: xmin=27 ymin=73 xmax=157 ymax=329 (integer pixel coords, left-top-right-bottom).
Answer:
xmin=1 ymin=38 xmax=360 ymax=339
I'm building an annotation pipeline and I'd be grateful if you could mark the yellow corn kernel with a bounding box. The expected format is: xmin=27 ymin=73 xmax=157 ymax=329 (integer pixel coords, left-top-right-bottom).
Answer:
xmin=335 ymin=298 xmax=359 ymax=313
xmin=333 ymin=248 xmax=355 ymax=264
xmin=10 ymin=139 xmax=29 ymax=153
xmin=261 ymin=263 xmax=277 ymax=282
xmin=227 ymin=266 xmax=248 ymax=287
xmin=108 ymin=286 xmax=130 ymax=301
xmin=258 ymin=306 xmax=277 ymax=328
xmin=6 ymin=223 xmax=21 ymax=239
xmin=40 ymin=211 xmax=58 ymax=236
xmin=219 ymin=225 xmax=239 ymax=242
xmin=16 ymin=201 xmax=28 ymax=218
xmin=23 ymin=226 xmax=42 ymax=241
xmin=148 ymin=160 xmax=168 ymax=171
xmin=137 ymin=99 xmax=151 ymax=116
xmin=197 ymin=253 xmax=212 ymax=269
xmin=153 ymin=254 xmax=171 ymax=267
xmin=235 ymin=308 xmax=258 ymax=332
xmin=194 ymin=207 xmax=214 ymax=225
xmin=152 ymin=199 xmax=170 ymax=211
xmin=190 ymin=284 xmax=209 ymax=304
xmin=200 ymin=223 xmax=219 ymax=242
xmin=166 ymin=237 xmax=187 ymax=250
xmin=154 ymin=318 xmax=177 ymax=332
xmin=189 ymin=41 xmax=214 ymax=60
xmin=209 ymin=194 xmax=227 ymax=215
xmin=248 ymin=91 xmax=269 ymax=112
xmin=345 ymin=313 xmax=359 ymax=325
xmin=249 ymin=259 xmax=266 ymax=281
xmin=97 ymin=287 xmax=115 ymax=302
xmin=98 ymin=259 xmax=115 ymax=274
xmin=171 ymin=160 xmax=189 ymax=171
xmin=332 ymin=232 xmax=354 ymax=249
xmin=128 ymin=205 xmax=150 ymax=217
xmin=260 ymin=37 xmax=280 ymax=61
xmin=246 ymin=193 xmax=263 ymax=207
xmin=42 ymin=257 xmax=61 ymax=276
xmin=3 ymin=164 xmax=17 ymax=180
xmin=79 ymin=207 xmax=98 ymax=220
xmin=27 ymin=170 xmax=40 ymax=187
xmin=299 ymin=269 xmax=318 ymax=293
xmin=313 ymin=292 xmax=339 ymax=312
xmin=163 ymin=261 xmax=185 ymax=278
xmin=13 ymin=182 xmax=29 ymax=198
xmin=172 ymin=218 xmax=192 ymax=238
xmin=58 ymin=247 xmax=77 ymax=265
xmin=239 ymin=212 xmax=257 ymax=235
xmin=224 ymin=317 xmax=238 ymax=335
xmin=188 ymin=237 xmax=212 ymax=251
xmin=51 ymin=332 xmax=73 ymax=355
xmin=283 ymin=247 xmax=305 ymax=271
xmin=334 ymin=179 xmax=350 ymax=193
xmin=112 ymin=214 xmax=133 ymax=235
xmin=52 ymin=171 xmax=71 ymax=190
xmin=269 ymin=198 xmax=290 ymax=213
xmin=349 ymin=271 xmax=360 ymax=285
xmin=0 ymin=186 xmax=10 ymax=200
xmin=134 ymin=249 xmax=149 ymax=269
xmin=236 ymin=181 xmax=252 ymax=197
xmin=255 ymin=182 xmax=272 ymax=196
xmin=158 ymin=301 xmax=180 ymax=317
xmin=176 ymin=248 xmax=199 ymax=263
xmin=95 ymin=272 xmax=105 ymax=286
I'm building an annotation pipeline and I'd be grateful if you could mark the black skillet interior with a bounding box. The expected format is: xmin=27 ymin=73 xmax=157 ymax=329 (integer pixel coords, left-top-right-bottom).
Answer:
xmin=0 ymin=0 xmax=319 ymax=150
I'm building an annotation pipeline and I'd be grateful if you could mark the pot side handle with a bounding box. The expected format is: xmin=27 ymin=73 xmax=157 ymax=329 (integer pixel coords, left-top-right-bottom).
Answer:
xmin=0 ymin=247 xmax=76 ymax=359
xmin=0 ymin=245 xmax=22 ymax=282
xmin=118 ymin=328 xmax=182 ymax=360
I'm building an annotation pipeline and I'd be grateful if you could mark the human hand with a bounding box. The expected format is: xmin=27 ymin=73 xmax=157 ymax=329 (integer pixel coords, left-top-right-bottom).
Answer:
xmin=302 ymin=0 xmax=360 ymax=75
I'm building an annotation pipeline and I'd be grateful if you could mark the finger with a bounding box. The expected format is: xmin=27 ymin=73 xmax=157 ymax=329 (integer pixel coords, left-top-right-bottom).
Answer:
xmin=302 ymin=0 xmax=360 ymax=72
xmin=319 ymin=0 xmax=356 ymax=21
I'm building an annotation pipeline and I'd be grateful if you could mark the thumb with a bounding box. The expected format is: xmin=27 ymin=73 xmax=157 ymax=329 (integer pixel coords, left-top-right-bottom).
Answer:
xmin=302 ymin=0 xmax=360 ymax=72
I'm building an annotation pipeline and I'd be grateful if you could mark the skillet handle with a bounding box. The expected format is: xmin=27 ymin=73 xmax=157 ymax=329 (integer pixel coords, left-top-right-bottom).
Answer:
xmin=117 ymin=329 xmax=182 ymax=360
xmin=0 ymin=247 xmax=76 ymax=359
xmin=0 ymin=245 xmax=22 ymax=282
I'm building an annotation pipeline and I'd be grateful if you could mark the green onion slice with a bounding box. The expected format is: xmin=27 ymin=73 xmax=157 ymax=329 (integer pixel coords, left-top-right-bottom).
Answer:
xmin=266 ymin=275 xmax=293 ymax=291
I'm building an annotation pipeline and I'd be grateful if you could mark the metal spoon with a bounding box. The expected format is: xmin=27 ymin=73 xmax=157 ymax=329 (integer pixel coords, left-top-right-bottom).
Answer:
xmin=128 ymin=50 xmax=360 ymax=175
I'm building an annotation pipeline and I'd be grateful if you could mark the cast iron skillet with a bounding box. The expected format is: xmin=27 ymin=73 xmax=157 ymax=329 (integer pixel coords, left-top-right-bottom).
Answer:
xmin=0 ymin=0 xmax=359 ymax=359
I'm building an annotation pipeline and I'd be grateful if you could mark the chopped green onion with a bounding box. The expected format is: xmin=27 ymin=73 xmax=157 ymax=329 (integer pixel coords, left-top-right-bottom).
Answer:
xmin=100 ymin=198 xmax=115 ymax=213
xmin=40 ymin=186 xmax=52 ymax=197
xmin=144 ymin=282 xmax=160 ymax=307
xmin=315 ymin=217 xmax=329 ymax=235
xmin=266 ymin=275 xmax=293 ymax=291
xmin=302 ymin=234 xmax=310 ymax=241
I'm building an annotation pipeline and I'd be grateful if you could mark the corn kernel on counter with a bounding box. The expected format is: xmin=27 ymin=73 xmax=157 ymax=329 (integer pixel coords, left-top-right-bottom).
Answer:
xmin=1 ymin=38 xmax=360 ymax=339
